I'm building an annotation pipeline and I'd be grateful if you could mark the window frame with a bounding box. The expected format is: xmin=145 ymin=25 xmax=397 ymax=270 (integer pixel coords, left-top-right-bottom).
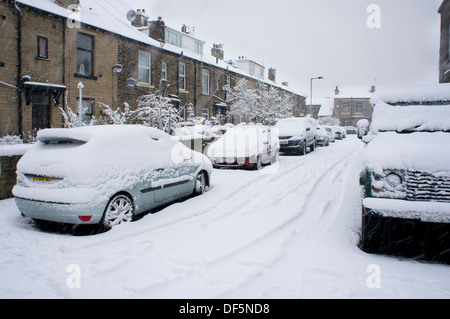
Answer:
xmin=37 ymin=36 xmax=48 ymax=59
xmin=202 ymin=107 xmax=209 ymax=120
xmin=138 ymin=51 xmax=152 ymax=85
xmin=178 ymin=62 xmax=186 ymax=91
xmin=161 ymin=62 xmax=167 ymax=81
xmin=342 ymin=103 xmax=350 ymax=113
xmin=76 ymin=32 xmax=95 ymax=78
xmin=356 ymin=103 xmax=363 ymax=113
xmin=202 ymin=69 xmax=210 ymax=95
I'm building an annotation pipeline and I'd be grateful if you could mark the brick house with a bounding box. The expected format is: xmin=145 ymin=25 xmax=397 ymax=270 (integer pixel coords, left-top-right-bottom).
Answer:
xmin=332 ymin=86 xmax=375 ymax=127
xmin=439 ymin=0 xmax=450 ymax=83
xmin=0 ymin=0 xmax=305 ymax=139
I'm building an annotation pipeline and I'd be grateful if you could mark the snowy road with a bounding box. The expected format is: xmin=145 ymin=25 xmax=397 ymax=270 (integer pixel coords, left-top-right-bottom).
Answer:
xmin=1 ymin=136 xmax=449 ymax=298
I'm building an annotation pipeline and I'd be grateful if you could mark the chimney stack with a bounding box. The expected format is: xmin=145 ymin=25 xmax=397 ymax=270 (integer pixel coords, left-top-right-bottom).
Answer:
xmin=211 ymin=44 xmax=224 ymax=62
xmin=268 ymin=68 xmax=276 ymax=82
xmin=132 ymin=9 xmax=149 ymax=28
xmin=370 ymin=85 xmax=376 ymax=93
xmin=149 ymin=17 xmax=166 ymax=43
xmin=335 ymin=86 xmax=340 ymax=95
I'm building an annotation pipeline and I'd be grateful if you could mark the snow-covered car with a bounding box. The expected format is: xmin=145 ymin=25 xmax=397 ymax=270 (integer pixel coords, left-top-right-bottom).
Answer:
xmin=324 ymin=126 xmax=336 ymax=143
xmin=332 ymin=126 xmax=344 ymax=140
xmin=207 ymin=124 xmax=279 ymax=170
xmin=13 ymin=125 xmax=212 ymax=229
xmin=315 ymin=125 xmax=330 ymax=147
xmin=345 ymin=126 xmax=357 ymax=135
xmin=357 ymin=119 xmax=370 ymax=139
xmin=359 ymin=84 xmax=450 ymax=263
xmin=275 ymin=117 xmax=317 ymax=155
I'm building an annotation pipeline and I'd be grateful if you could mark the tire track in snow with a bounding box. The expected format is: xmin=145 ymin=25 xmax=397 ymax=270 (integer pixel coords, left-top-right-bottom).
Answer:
xmin=135 ymin=143 xmax=361 ymax=298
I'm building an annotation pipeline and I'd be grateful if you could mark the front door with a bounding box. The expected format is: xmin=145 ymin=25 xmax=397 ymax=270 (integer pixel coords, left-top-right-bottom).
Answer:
xmin=31 ymin=94 xmax=51 ymax=132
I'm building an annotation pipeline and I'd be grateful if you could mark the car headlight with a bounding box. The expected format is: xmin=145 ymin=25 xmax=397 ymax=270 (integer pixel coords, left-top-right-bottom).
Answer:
xmin=371 ymin=170 xmax=406 ymax=199
xmin=386 ymin=173 xmax=402 ymax=187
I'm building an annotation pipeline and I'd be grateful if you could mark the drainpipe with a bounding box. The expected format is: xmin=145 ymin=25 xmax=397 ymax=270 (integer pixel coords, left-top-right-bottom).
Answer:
xmin=13 ymin=0 xmax=23 ymax=139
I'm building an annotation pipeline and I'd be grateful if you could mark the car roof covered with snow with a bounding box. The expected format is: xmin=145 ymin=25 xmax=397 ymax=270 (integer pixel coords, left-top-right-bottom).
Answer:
xmin=370 ymin=83 xmax=450 ymax=133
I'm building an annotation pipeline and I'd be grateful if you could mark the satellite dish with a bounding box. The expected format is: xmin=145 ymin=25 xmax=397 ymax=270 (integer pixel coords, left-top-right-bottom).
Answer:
xmin=125 ymin=78 xmax=136 ymax=88
xmin=111 ymin=64 xmax=123 ymax=74
xmin=127 ymin=10 xmax=137 ymax=22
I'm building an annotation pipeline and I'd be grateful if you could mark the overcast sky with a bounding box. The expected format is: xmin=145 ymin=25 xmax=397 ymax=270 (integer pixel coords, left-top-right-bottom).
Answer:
xmin=124 ymin=0 xmax=442 ymax=98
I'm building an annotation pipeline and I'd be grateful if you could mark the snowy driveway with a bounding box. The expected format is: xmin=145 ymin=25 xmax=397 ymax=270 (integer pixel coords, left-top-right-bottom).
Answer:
xmin=1 ymin=136 xmax=449 ymax=298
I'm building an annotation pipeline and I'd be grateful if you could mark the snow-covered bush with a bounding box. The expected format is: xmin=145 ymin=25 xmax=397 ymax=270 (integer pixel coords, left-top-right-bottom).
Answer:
xmin=134 ymin=91 xmax=182 ymax=134
xmin=224 ymin=79 xmax=293 ymax=125
xmin=0 ymin=134 xmax=23 ymax=145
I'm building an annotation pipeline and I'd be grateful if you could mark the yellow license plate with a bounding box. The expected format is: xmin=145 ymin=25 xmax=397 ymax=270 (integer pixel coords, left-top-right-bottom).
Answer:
xmin=32 ymin=177 xmax=58 ymax=182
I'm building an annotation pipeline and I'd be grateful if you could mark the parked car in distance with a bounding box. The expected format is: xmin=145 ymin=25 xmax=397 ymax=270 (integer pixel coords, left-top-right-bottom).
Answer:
xmin=359 ymin=83 xmax=450 ymax=264
xmin=345 ymin=126 xmax=357 ymax=135
xmin=275 ymin=117 xmax=317 ymax=155
xmin=332 ymin=126 xmax=345 ymax=140
xmin=324 ymin=126 xmax=336 ymax=143
xmin=207 ymin=124 xmax=279 ymax=170
xmin=13 ymin=125 xmax=212 ymax=229
xmin=315 ymin=125 xmax=330 ymax=147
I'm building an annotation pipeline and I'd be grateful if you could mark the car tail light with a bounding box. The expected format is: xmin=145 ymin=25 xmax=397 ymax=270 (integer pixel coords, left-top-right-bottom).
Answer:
xmin=78 ymin=216 xmax=92 ymax=222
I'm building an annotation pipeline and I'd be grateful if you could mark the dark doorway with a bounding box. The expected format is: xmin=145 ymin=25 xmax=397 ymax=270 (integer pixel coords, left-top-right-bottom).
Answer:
xmin=32 ymin=94 xmax=51 ymax=131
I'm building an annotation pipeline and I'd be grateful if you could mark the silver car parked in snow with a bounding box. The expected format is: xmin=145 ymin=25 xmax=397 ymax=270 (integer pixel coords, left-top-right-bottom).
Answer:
xmin=13 ymin=125 xmax=212 ymax=229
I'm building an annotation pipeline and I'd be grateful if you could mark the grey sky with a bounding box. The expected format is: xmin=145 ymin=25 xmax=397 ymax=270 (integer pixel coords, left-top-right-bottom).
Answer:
xmin=128 ymin=0 xmax=442 ymax=98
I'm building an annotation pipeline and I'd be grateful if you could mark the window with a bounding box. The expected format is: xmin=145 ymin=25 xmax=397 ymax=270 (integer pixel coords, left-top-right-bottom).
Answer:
xmin=76 ymin=33 xmax=93 ymax=77
xmin=202 ymin=69 xmax=210 ymax=95
xmin=178 ymin=62 xmax=186 ymax=90
xmin=202 ymin=108 xmax=209 ymax=120
xmin=37 ymin=36 xmax=48 ymax=59
xmin=76 ymin=98 xmax=94 ymax=124
xmin=166 ymin=29 xmax=181 ymax=47
xmin=194 ymin=41 xmax=202 ymax=55
xmin=161 ymin=62 xmax=167 ymax=81
xmin=249 ymin=64 xmax=255 ymax=75
xmin=342 ymin=103 xmax=349 ymax=113
xmin=259 ymin=68 xmax=264 ymax=78
xmin=356 ymin=103 xmax=362 ymax=113
xmin=138 ymin=51 xmax=151 ymax=84
xmin=216 ymin=79 xmax=220 ymax=91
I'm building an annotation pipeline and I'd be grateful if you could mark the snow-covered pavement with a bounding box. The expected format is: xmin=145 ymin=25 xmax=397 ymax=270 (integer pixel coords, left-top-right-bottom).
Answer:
xmin=1 ymin=136 xmax=449 ymax=299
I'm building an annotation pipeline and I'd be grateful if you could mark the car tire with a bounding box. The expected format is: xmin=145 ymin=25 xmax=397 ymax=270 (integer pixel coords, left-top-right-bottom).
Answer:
xmin=253 ymin=155 xmax=262 ymax=170
xmin=101 ymin=193 xmax=134 ymax=229
xmin=310 ymin=140 xmax=316 ymax=152
xmin=300 ymin=141 xmax=307 ymax=156
xmin=194 ymin=171 xmax=208 ymax=195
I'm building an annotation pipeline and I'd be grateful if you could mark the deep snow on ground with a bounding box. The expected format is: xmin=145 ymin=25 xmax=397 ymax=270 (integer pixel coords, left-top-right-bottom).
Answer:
xmin=0 ymin=136 xmax=449 ymax=299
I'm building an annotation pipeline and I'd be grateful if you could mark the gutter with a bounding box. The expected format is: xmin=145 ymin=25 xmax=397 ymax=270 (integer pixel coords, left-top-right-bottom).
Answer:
xmin=13 ymin=0 xmax=23 ymax=139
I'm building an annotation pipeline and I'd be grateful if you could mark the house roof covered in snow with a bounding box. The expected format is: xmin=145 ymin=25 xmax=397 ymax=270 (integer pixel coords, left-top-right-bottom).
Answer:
xmin=15 ymin=0 xmax=301 ymax=96
xmin=334 ymin=86 xmax=374 ymax=99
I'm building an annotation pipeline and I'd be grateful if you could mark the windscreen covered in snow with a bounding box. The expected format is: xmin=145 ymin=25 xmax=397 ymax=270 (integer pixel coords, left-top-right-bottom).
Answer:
xmin=274 ymin=118 xmax=308 ymax=136
xmin=207 ymin=125 xmax=271 ymax=158
xmin=371 ymin=83 xmax=450 ymax=106
xmin=364 ymin=132 xmax=450 ymax=177
xmin=370 ymin=102 xmax=450 ymax=133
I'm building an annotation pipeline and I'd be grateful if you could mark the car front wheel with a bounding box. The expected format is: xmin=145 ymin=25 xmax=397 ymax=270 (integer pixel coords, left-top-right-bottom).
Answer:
xmin=102 ymin=194 xmax=134 ymax=229
xmin=194 ymin=171 xmax=208 ymax=195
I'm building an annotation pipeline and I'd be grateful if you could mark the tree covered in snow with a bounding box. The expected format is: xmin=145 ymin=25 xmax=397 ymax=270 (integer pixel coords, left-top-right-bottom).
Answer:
xmin=99 ymin=102 xmax=136 ymax=125
xmin=224 ymin=79 xmax=294 ymax=125
xmin=60 ymin=92 xmax=97 ymax=128
xmin=134 ymin=91 xmax=182 ymax=134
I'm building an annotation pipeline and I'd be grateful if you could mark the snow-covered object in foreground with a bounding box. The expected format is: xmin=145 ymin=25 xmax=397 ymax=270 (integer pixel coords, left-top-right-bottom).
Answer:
xmin=13 ymin=125 xmax=212 ymax=228
xmin=207 ymin=124 xmax=279 ymax=170
xmin=360 ymin=84 xmax=450 ymax=264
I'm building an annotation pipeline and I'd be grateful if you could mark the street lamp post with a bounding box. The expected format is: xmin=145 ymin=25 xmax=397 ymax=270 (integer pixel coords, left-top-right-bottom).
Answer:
xmin=310 ymin=76 xmax=324 ymax=117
